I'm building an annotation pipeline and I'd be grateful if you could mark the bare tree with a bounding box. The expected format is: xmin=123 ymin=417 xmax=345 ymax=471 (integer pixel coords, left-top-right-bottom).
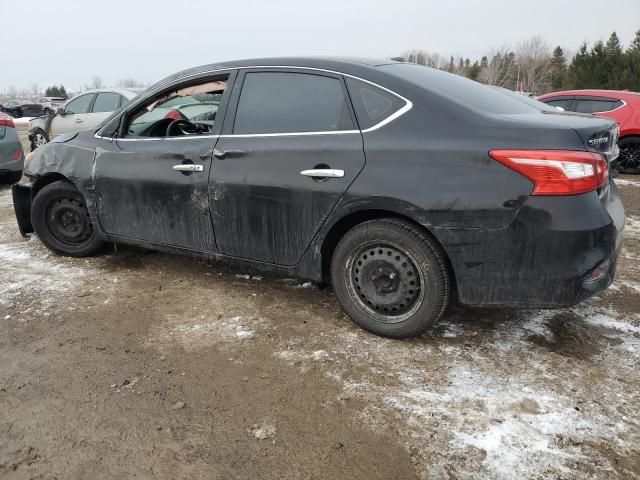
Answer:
xmin=116 ymin=78 xmax=145 ymax=88
xmin=30 ymin=83 xmax=40 ymax=98
xmin=90 ymin=75 xmax=104 ymax=89
xmin=7 ymin=85 xmax=18 ymax=98
xmin=479 ymin=46 xmax=517 ymax=87
xmin=516 ymin=36 xmax=552 ymax=93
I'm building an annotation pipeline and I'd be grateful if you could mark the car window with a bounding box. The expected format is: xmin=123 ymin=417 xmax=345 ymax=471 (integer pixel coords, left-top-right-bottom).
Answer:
xmin=381 ymin=63 xmax=541 ymax=115
xmin=119 ymin=95 xmax=129 ymax=108
xmin=574 ymin=98 xmax=623 ymax=114
xmin=543 ymin=99 xmax=573 ymax=110
xmin=233 ymin=72 xmax=354 ymax=134
xmin=346 ymin=78 xmax=407 ymax=130
xmin=92 ymin=92 xmax=122 ymax=113
xmin=65 ymin=94 xmax=95 ymax=114
xmin=126 ymin=78 xmax=228 ymax=137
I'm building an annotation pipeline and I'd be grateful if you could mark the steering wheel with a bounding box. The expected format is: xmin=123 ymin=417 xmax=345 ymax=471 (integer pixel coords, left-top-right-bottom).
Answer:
xmin=166 ymin=119 xmax=198 ymax=137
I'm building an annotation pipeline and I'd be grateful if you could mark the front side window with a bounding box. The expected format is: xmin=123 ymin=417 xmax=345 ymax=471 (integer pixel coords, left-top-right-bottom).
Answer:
xmin=126 ymin=77 xmax=228 ymax=137
xmin=92 ymin=92 xmax=122 ymax=113
xmin=544 ymin=99 xmax=573 ymax=110
xmin=65 ymin=94 xmax=95 ymax=114
xmin=346 ymin=78 xmax=407 ymax=130
xmin=233 ymin=72 xmax=354 ymax=134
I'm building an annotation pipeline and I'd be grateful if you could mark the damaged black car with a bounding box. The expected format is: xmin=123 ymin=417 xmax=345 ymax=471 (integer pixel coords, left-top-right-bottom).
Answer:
xmin=13 ymin=58 xmax=625 ymax=337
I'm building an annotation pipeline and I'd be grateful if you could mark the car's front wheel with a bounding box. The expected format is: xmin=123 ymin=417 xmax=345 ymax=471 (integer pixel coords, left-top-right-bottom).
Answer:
xmin=331 ymin=218 xmax=450 ymax=338
xmin=31 ymin=180 xmax=104 ymax=257
xmin=617 ymin=137 xmax=640 ymax=174
xmin=30 ymin=128 xmax=49 ymax=151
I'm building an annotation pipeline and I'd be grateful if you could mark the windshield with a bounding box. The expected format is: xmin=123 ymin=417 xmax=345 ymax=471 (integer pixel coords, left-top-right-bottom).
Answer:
xmin=381 ymin=63 xmax=541 ymax=115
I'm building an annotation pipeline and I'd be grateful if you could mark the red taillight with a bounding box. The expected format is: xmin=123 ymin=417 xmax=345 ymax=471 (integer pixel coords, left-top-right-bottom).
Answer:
xmin=0 ymin=114 xmax=15 ymax=128
xmin=12 ymin=150 xmax=21 ymax=161
xmin=489 ymin=150 xmax=609 ymax=196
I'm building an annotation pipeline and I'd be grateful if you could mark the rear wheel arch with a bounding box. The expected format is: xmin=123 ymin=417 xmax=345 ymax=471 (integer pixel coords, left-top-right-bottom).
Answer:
xmin=320 ymin=209 xmax=457 ymax=293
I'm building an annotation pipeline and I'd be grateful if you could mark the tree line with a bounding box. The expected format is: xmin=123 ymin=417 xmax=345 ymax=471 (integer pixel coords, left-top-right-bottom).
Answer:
xmin=402 ymin=29 xmax=640 ymax=94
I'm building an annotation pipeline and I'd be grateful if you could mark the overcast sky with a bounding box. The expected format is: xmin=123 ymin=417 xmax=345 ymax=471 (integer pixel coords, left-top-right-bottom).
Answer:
xmin=1 ymin=0 xmax=639 ymax=92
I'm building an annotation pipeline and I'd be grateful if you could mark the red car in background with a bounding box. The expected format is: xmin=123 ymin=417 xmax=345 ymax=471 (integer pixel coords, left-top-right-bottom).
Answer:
xmin=538 ymin=90 xmax=640 ymax=174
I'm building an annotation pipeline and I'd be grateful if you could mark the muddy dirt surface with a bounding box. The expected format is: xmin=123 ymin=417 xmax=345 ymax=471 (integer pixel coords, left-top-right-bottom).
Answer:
xmin=0 ymin=176 xmax=639 ymax=480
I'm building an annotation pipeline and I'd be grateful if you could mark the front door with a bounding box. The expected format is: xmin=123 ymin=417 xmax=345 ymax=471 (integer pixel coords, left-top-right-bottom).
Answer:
xmin=52 ymin=93 xmax=96 ymax=135
xmin=94 ymin=73 xmax=233 ymax=251
xmin=211 ymin=69 xmax=365 ymax=265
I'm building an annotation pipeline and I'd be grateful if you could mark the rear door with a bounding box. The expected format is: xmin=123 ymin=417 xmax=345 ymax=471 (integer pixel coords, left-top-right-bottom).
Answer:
xmin=85 ymin=92 xmax=126 ymax=129
xmin=211 ymin=69 xmax=365 ymax=265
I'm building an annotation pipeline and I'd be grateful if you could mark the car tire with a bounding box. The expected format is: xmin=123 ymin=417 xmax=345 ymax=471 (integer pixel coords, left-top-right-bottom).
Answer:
xmin=30 ymin=128 xmax=49 ymax=151
xmin=617 ymin=137 xmax=640 ymax=174
xmin=331 ymin=218 xmax=450 ymax=338
xmin=31 ymin=180 xmax=104 ymax=257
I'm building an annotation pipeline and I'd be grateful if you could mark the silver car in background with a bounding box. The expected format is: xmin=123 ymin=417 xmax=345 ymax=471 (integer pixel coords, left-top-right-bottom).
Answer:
xmin=0 ymin=113 xmax=24 ymax=183
xmin=29 ymin=88 xmax=138 ymax=149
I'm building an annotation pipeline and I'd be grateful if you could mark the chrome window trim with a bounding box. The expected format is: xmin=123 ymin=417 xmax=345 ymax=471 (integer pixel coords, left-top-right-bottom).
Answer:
xmin=572 ymin=97 xmax=628 ymax=114
xmin=95 ymin=65 xmax=412 ymax=141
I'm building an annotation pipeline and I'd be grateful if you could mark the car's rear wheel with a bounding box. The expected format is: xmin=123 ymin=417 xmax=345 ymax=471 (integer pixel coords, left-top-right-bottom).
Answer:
xmin=30 ymin=128 xmax=49 ymax=151
xmin=331 ymin=218 xmax=450 ymax=338
xmin=31 ymin=181 xmax=104 ymax=257
xmin=617 ymin=137 xmax=640 ymax=174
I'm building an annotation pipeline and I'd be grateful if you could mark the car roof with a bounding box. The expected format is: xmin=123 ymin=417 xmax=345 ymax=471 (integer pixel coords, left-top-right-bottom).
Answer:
xmin=67 ymin=88 xmax=139 ymax=101
xmin=154 ymin=57 xmax=402 ymax=87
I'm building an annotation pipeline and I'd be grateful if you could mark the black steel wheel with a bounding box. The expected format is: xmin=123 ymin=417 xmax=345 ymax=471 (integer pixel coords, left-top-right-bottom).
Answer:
xmin=331 ymin=218 xmax=450 ymax=338
xmin=31 ymin=180 xmax=104 ymax=257
xmin=617 ymin=137 xmax=640 ymax=174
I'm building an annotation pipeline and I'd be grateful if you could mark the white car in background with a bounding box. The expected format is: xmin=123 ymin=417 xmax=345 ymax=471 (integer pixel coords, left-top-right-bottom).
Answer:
xmin=36 ymin=96 xmax=67 ymax=115
xmin=29 ymin=88 xmax=138 ymax=149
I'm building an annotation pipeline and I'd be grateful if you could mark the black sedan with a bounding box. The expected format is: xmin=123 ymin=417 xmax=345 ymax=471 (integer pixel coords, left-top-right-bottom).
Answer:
xmin=12 ymin=58 xmax=624 ymax=337
xmin=2 ymin=99 xmax=45 ymax=118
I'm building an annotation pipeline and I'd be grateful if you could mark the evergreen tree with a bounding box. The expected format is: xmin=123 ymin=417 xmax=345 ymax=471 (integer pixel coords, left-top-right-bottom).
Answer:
xmin=468 ymin=61 xmax=481 ymax=81
xmin=550 ymin=46 xmax=567 ymax=90
xmin=604 ymin=32 xmax=624 ymax=89
xmin=621 ymin=30 xmax=640 ymax=91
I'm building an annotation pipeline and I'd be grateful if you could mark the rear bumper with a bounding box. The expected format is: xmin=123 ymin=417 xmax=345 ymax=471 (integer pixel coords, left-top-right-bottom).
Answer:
xmin=12 ymin=182 xmax=33 ymax=237
xmin=437 ymin=182 xmax=625 ymax=307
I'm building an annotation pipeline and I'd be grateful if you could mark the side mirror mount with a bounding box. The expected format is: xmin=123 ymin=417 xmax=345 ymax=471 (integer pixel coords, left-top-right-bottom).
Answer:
xmin=57 ymin=107 xmax=67 ymax=116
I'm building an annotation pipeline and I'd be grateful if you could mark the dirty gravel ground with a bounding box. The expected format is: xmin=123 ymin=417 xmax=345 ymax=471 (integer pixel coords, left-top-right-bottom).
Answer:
xmin=0 ymin=177 xmax=639 ymax=480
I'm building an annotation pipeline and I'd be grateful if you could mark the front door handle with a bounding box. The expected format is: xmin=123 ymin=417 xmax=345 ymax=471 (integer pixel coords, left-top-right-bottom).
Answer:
xmin=172 ymin=164 xmax=204 ymax=173
xmin=75 ymin=118 xmax=83 ymax=123
xmin=300 ymin=169 xmax=344 ymax=178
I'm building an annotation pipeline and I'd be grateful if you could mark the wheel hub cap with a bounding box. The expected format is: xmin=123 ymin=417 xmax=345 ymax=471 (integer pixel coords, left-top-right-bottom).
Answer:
xmin=351 ymin=245 xmax=421 ymax=318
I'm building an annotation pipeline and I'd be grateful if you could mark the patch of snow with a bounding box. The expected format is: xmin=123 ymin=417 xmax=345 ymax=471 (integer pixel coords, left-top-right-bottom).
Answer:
xmin=152 ymin=314 xmax=261 ymax=350
xmin=614 ymin=178 xmax=639 ymax=188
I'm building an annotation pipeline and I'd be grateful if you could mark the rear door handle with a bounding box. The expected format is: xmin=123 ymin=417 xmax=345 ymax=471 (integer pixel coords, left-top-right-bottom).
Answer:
xmin=75 ymin=118 xmax=83 ymax=123
xmin=173 ymin=164 xmax=204 ymax=172
xmin=300 ymin=169 xmax=344 ymax=178
xmin=213 ymin=148 xmax=246 ymax=159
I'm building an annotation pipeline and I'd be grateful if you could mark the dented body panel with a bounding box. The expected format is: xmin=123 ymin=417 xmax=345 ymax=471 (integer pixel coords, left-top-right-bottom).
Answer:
xmin=14 ymin=57 xmax=625 ymax=309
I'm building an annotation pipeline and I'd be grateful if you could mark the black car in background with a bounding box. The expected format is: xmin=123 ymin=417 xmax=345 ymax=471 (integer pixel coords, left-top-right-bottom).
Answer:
xmin=1 ymin=99 xmax=45 ymax=118
xmin=12 ymin=58 xmax=624 ymax=337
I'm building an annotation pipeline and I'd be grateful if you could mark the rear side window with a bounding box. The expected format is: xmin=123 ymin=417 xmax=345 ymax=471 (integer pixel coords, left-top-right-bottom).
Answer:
xmin=65 ymin=94 xmax=95 ymax=114
xmin=92 ymin=92 xmax=122 ymax=113
xmin=233 ymin=72 xmax=354 ymax=134
xmin=345 ymin=78 xmax=406 ymax=130
xmin=381 ymin=63 xmax=540 ymax=114
xmin=574 ymin=98 xmax=623 ymax=114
